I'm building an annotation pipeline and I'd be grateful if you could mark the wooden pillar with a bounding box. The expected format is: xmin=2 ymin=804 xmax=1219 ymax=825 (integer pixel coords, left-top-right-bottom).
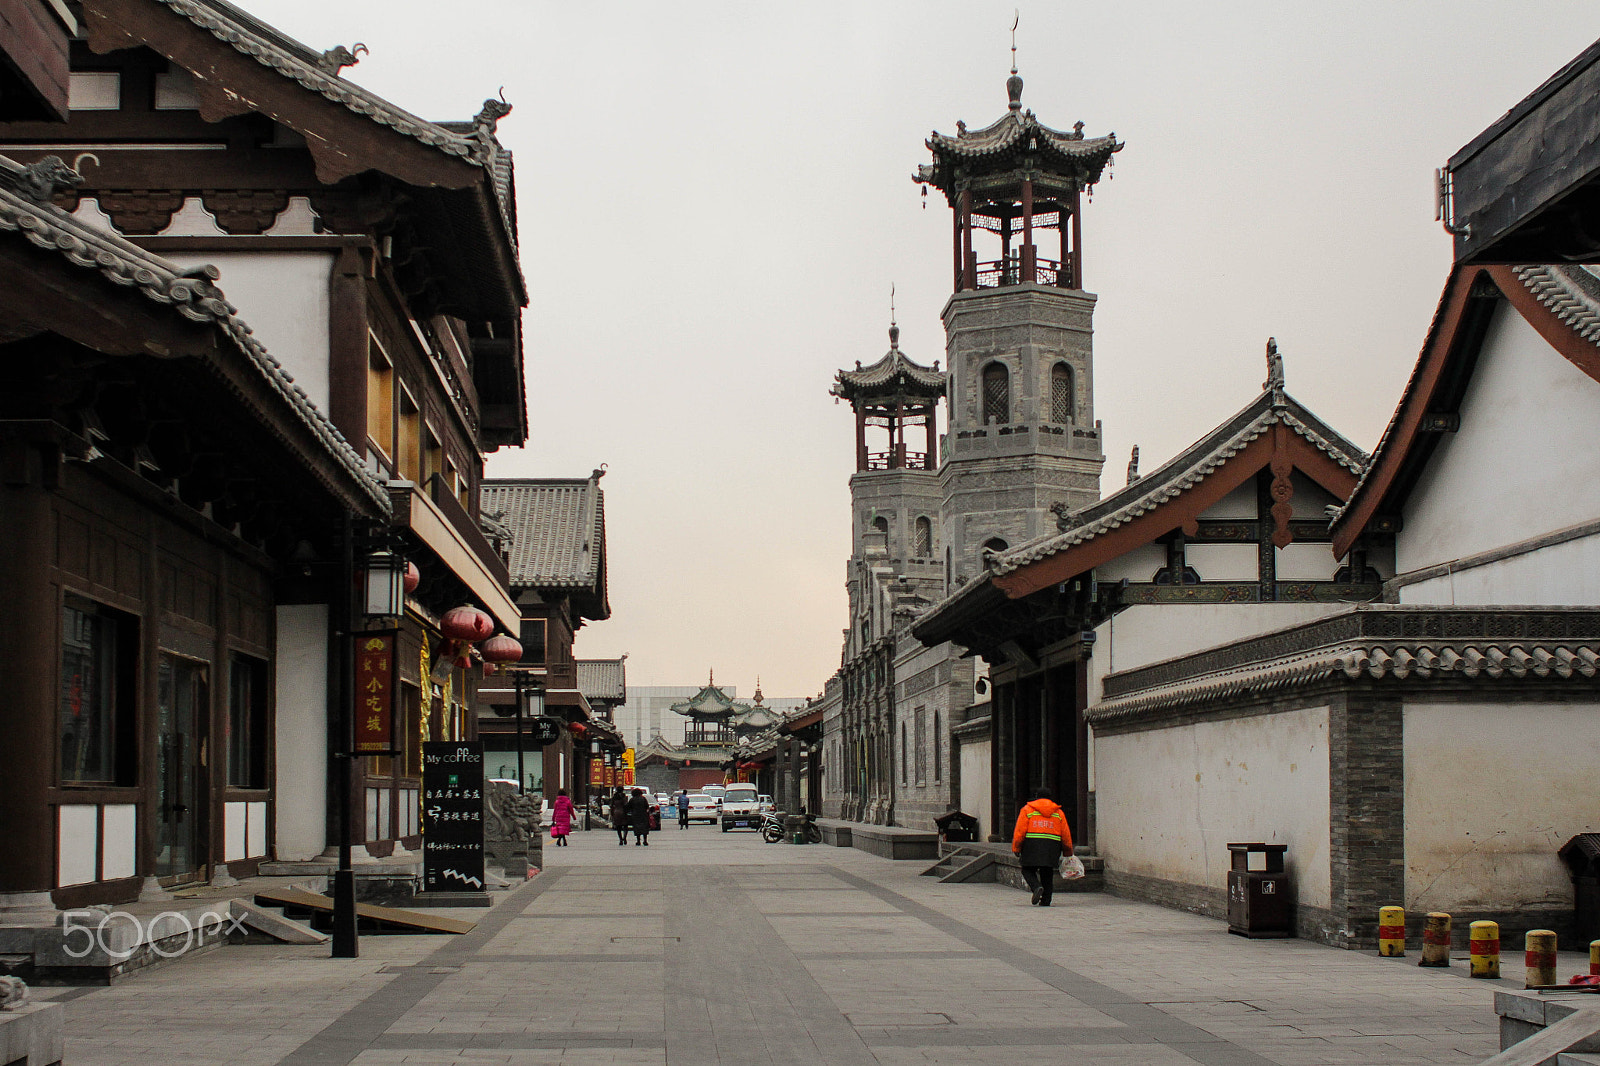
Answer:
xmin=327 ymin=246 xmax=370 ymax=453
xmin=0 ymin=469 xmax=60 ymax=897
xmin=892 ymin=401 xmax=905 ymax=468
xmin=1070 ymin=189 xmax=1083 ymax=290
xmin=952 ymin=198 xmax=963 ymax=292
xmin=924 ymin=405 xmax=938 ymax=469
xmin=1021 ymin=178 xmax=1036 ymax=283
xmin=855 ymin=406 xmax=867 ymax=471
xmin=959 ymin=188 xmax=975 ymax=291
xmin=1075 ymin=657 xmax=1090 ymax=849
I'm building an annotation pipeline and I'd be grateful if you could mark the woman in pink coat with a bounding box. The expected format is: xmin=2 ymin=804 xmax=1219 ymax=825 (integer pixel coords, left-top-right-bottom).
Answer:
xmin=551 ymin=789 xmax=573 ymax=846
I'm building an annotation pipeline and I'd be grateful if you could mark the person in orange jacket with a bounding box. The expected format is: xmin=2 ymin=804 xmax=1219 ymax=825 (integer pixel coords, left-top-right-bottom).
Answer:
xmin=1012 ymin=787 xmax=1073 ymax=907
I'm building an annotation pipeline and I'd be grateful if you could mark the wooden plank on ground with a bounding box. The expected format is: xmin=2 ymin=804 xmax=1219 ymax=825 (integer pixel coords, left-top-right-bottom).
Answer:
xmin=253 ymin=886 xmax=476 ymax=934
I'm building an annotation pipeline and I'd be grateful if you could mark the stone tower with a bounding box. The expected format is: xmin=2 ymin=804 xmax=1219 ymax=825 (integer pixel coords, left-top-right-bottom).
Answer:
xmin=915 ymin=69 xmax=1122 ymax=586
xmin=831 ymin=321 xmax=947 ymax=656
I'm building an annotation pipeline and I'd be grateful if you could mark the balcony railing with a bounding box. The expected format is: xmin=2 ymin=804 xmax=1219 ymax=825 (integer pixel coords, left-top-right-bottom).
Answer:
xmin=864 ymin=450 xmax=931 ymax=470
xmin=685 ymin=727 xmax=734 ymax=746
xmin=973 ymin=256 xmax=1074 ymax=290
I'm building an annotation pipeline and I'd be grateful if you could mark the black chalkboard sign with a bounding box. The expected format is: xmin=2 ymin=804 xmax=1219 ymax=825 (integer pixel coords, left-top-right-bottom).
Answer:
xmin=422 ymin=741 xmax=485 ymax=892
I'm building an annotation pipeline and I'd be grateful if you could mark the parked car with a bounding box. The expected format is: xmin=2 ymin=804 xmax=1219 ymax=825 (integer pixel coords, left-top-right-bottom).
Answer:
xmin=757 ymin=794 xmax=775 ymax=814
xmin=720 ymin=785 xmax=762 ymax=832
xmin=684 ymin=793 xmax=720 ymax=824
xmin=701 ymin=784 xmax=726 ymax=804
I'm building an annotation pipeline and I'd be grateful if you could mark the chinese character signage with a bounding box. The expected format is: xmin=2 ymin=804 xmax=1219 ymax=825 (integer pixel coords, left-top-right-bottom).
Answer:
xmin=589 ymin=760 xmax=603 ymax=786
xmin=422 ymin=741 xmax=484 ymax=892
xmin=354 ymin=634 xmax=394 ymax=753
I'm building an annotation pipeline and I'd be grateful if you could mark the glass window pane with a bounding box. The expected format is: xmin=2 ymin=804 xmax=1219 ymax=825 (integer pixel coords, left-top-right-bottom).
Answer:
xmin=228 ymin=654 xmax=267 ymax=788
xmin=60 ymin=599 xmax=121 ymax=784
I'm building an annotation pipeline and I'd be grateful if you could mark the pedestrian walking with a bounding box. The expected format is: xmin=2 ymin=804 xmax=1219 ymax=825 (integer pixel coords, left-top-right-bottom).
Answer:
xmin=626 ymin=787 xmax=652 ymax=846
xmin=609 ymin=787 xmax=628 ymax=846
xmin=550 ymin=789 xmax=573 ymax=847
xmin=1012 ymin=787 xmax=1072 ymax=907
xmin=677 ymin=789 xmax=690 ymax=829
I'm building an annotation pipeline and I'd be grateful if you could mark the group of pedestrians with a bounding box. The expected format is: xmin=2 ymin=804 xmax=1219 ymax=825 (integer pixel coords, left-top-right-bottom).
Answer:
xmin=607 ymin=786 xmax=655 ymax=845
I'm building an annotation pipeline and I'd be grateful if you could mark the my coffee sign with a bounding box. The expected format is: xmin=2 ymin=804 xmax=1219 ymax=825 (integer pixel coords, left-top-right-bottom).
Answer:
xmin=528 ymin=716 xmax=564 ymax=746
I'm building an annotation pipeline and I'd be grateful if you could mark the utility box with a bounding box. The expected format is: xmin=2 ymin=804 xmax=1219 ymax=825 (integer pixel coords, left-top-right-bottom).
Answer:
xmin=935 ymin=810 xmax=980 ymax=843
xmin=1226 ymin=842 xmax=1292 ymax=939
xmin=1559 ymin=833 xmax=1600 ymax=944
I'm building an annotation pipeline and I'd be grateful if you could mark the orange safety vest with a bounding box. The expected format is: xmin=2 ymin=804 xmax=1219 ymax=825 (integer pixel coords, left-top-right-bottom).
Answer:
xmin=1011 ymin=799 xmax=1071 ymax=853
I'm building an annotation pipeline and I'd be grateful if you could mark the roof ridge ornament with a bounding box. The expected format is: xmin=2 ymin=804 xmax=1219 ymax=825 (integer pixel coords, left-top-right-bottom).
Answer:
xmin=889 ymin=284 xmax=900 ymax=349
xmin=474 ymin=89 xmax=513 ymax=141
xmin=1264 ymin=337 xmax=1286 ymax=399
xmin=316 ymin=43 xmax=367 ymax=77
xmin=1126 ymin=445 xmax=1141 ymax=485
xmin=1007 ymin=10 xmax=1024 ymax=111
xmin=14 ymin=156 xmax=82 ymax=205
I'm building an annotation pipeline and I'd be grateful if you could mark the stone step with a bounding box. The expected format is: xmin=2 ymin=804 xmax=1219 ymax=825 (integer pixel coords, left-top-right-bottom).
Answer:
xmin=229 ymin=900 xmax=329 ymax=945
xmin=938 ymin=852 xmax=998 ymax=884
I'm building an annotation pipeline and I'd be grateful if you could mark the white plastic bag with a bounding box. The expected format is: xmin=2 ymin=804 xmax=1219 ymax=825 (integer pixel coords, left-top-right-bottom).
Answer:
xmin=1059 ymin=854 xmax=1085 ymax=880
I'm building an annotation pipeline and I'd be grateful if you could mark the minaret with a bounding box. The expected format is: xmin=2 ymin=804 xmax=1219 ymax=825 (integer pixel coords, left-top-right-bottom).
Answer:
xmin=915 ymin=67 xmax=1122 ymax=586
xmin=831 ymin=318 xmax=948 ymax=648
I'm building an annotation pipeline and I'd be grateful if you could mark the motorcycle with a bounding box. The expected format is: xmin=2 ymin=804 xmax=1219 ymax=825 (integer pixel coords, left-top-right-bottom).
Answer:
xmin=761 ymin=811 xmax=823 ymax=844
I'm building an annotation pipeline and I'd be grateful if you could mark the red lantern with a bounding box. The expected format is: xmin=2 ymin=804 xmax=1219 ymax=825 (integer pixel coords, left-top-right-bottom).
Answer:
xmin=403 ymin=561 xmax=420 ymax=593
xmin=569 ymin=722 xmax=588 ymax=737
xmin=441 ymin=604 xmax=494 ymax=642
xmin=480 ymin=634 xmax=523 ymax=664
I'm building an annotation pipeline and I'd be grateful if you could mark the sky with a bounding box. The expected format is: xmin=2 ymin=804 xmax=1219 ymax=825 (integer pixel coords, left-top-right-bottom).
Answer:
xmin=239 ymin=0 xmax=1600 ymax=698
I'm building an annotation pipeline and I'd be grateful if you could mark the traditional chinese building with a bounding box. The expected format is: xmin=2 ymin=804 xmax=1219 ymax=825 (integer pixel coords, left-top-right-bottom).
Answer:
xmin=0 ymin=0 xmax=527 ymax=914
xmin=820 ymin=65 xmax=1114 ymax=831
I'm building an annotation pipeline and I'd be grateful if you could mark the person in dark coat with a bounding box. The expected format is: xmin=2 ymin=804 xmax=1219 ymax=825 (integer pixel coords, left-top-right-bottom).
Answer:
xmin=626 ymin=787 xmax=652 ymax=846
xmin=609 ymin=787 xmax=628 ymax=846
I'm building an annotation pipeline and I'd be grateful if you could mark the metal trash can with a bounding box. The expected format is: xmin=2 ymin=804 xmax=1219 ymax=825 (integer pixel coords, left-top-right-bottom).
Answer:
xmin=1226 ymin=842 xmax=1292 ymax=939
xmin=1559 ymin=833 xmax=1600 ymax=943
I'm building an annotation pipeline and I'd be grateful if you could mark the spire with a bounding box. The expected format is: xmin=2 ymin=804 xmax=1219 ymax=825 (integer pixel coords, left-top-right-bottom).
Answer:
xmin=708 ymin=667 xmax=714 ymax=687
xmin=1007 ymin=11 xmax=1023 ymax=111
xmin=753 ymin=676 xmax=764 ymax=704
xmin=889 ymin=284 xmax=900 ymax=349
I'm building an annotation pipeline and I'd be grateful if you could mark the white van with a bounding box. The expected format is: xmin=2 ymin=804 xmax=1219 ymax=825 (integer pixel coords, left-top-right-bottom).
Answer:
xmin=720 ymin=784 xmax=761 ymax=831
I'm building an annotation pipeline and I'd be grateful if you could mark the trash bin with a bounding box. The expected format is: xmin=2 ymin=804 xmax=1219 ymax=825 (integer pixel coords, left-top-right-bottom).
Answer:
xmin=935 ymin=810 xmax=980 ymax=843
xmin=1559 ymin=834 xmax=1600 ymax=943
xmin=1226 ymin=842 xmax=1292 ymax=939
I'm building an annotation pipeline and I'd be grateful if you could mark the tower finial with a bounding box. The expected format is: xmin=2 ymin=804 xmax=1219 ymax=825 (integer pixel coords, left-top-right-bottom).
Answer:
xmin=1007 ymin=10 xmax=1023 ymax=110
xmin=889 ymin=284 xmax=899 ymax=348
xmin=1264 ymin=337 xmax=1285 ymax=395
xmin=708 ymin=667 xmax=714 ymax=687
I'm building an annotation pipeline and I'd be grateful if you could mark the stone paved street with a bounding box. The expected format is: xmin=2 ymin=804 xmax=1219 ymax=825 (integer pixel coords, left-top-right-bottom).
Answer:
xmin=38 ymin=826 xmax=1543 ymax=1065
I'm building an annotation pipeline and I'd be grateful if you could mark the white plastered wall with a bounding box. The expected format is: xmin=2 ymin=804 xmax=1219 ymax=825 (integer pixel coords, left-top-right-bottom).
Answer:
xmin=1095 ymin=707 xmax=1331 ymax=907
xmin=274 ymin=604 xmax=328 ymax=861
xmin=165 ymin=251 xmax=336 ymax=414
xmin=958 ymin=737 xmax=991 ymax=835
xmin=1403 ymin=700 xmax=1600 ymax=912
xmin=1399 ymin=303 xmax=1600 ymax=574
xmin=1089 ymin=603 xmax=1345 ymax=694
xmin=1401 ymin=533 xmax=1600 ymax=605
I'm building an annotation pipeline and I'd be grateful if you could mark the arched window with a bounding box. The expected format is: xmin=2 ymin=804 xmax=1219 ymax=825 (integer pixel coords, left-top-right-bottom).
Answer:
xmin=1051 ymin=362 xmax=1074 ymax=424
xmin=913 ymin=517 xmax=933 ymax=558
xmin=981 ymin=362 xmax=1009 ymax=425
xmin=870 ymin=516 xmax=888 ymax=540
xmin=983 ymin=537 xmax=1009 ymax=554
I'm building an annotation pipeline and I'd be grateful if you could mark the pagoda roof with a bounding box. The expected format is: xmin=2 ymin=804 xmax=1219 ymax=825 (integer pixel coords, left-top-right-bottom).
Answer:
xmin=633 ymin=736 xmax=726 ymax=766
xmin=832 ymin=326 xmax=945 ymax=402
xmin=731 ymin=705 xmax=779 ymax=731
xmin=670 ymin=678 xmax=745 ymax=719
xmin=480 ymin=474 xmax=609 ymax=622
xmin=916 ymin=82 xmax=1121 ymax=203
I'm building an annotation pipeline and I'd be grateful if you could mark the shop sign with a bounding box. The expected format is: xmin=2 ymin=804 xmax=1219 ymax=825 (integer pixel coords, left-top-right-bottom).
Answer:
xmin=354 ymin=634 xmax=395 ymax=753
xmin=422 ymin=741 xmax=484 ymax=892
xmin=529 ymin=716 xmax=564 ymax=747
xmin=589 ymin=761 xmax=603 ymax=786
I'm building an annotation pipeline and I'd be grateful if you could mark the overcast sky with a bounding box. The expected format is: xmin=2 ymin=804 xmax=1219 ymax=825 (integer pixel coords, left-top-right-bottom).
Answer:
xmin=243 ymin=1 xmax=1600 ymax=697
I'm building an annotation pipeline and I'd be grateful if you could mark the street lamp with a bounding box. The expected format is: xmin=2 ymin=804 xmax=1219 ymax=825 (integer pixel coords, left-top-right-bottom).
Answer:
xmin=515 ymin=678 xmax=544 ymax=796
xmin=361 ymin=550 xmax=407 ymax=618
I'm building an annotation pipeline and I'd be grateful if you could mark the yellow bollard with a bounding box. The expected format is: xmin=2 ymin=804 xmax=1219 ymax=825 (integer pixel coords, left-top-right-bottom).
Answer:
xmin=1591 ymin=940 xmax=1599 ymax=977
xmin=1470 ymin=920 xmax=1500 ymax=979
xmin=1419 ymin=912 xmax=1451 ymax=967
xmin=1525 ymin=930 xmax=1558 ymax=988
xmin=1378 ymin=905 xmax=1406 ymax=957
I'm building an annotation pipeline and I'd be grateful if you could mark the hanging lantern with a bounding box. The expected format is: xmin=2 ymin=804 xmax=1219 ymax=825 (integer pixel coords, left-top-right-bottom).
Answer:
xmin=361 ymin=550 xmax=406 ymax=618
xmin=481 ymin=634 xmax=523 ymax=663
xmin=403 ymin=561 xmax=420 ymax=593
xmin=441 ymin=604 xmax=494 ymax=642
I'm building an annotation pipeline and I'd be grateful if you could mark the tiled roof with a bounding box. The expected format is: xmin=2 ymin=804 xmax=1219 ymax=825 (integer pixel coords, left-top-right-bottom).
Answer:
xmin=990 ymin=387 xmax=1367 ymax=578
xmin=916 ymin=93 xmax=1121 ymax=198
xmin=670 ymin=683 xmax=744 ymax=718
xmin=831 ymin=327 xmax=945 ymax=400
xmin=1091 ymin=640 xmax=1600 ymax=723
xmin=0 ymin=155 xmax=387 ymax=511
xmin=480 ymin=477 xmax=606 ymax=595
xmin=577 ymin=658 xmax=626 ymax=703
xmin=154 ymin=0 xmax=483 ymax=164
xmin=634 ymin=736 xmax=727 ymax=765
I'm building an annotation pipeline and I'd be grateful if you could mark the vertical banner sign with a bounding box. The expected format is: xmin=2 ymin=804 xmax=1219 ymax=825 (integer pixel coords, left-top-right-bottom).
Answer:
xmin=622 ymin=747 xmax=636 ymax=787
xmin=354 ymin=635 xmax=395 ymax=753
xmin=422 ymin=741 xmax=484 ymax=892
xmin=589 ymin=761 xmax=603 ymax=786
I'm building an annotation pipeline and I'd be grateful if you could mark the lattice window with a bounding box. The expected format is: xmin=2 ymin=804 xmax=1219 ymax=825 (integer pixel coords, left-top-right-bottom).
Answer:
xmin=914 ymin=517 xmax=932 ymax=558
xmin=982 ymin=362 xmax=1009 ymax=424
xmin=1052 ymin=363 xmax=1074 ymax=423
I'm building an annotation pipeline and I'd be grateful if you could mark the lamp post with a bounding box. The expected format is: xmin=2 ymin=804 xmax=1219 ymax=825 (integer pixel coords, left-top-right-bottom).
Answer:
xmin=517 ymin=681 xmax=545 ymax=796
